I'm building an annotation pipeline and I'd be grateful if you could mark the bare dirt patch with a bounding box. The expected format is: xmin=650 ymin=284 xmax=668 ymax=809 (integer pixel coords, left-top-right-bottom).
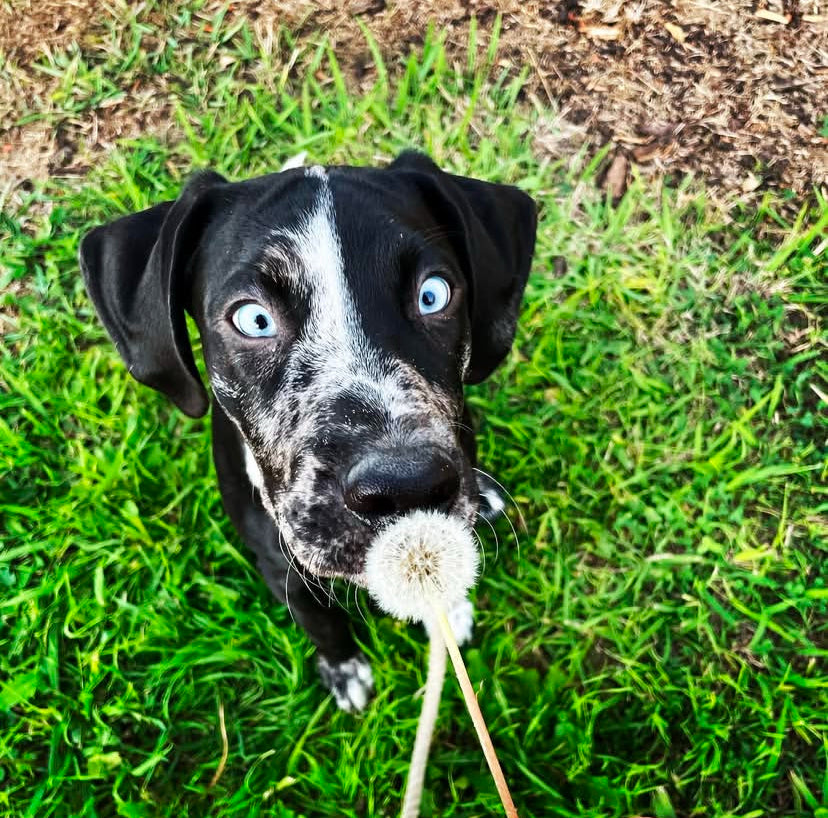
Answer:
xmin=0 ymin=0 xmax=102 ymax=64
xmin=271 ymin=0 xmax=828 ymax=195
xmin=1 ymin=0 xmax=826 ymax=202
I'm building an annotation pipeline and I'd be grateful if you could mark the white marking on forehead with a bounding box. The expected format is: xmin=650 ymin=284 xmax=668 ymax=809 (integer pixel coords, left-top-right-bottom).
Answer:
xmin=274 ymin=173 xmax=419 ymax=419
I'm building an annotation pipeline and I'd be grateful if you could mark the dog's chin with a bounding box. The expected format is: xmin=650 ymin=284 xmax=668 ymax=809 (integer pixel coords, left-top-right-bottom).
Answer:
xmin=270 ymin=512 xmax=366 ymax=580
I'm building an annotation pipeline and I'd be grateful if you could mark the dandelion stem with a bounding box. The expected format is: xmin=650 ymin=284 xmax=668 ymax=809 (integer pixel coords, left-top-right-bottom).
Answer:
xmin=434 ymin=605 xmax=518 ymax=818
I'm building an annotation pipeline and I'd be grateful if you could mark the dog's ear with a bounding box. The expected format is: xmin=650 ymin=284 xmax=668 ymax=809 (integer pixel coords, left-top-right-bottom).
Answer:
xmin=79 ymin=171 xmax=226 ymax=418
xmin=389 ymin=151 xmax=537 ymax=383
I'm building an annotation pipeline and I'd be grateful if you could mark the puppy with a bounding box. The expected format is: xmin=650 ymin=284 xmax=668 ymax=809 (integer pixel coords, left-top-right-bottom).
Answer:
xmin=80 ymin=152 xmax=536 ymax=711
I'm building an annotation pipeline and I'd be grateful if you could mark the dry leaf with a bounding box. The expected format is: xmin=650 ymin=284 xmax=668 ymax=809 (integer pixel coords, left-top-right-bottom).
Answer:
xmin=664 ymin=22 xmax=686 ymax=42
xmin=605 ymin=152 xmax=629 ymax=200
xmin=742 ymin=173 xmax=762 ymax=192
xmin=755 ymin=9 xmax=791 ymax=24
xmin=615 ymin=133 xmax=650 ymax=145
xmin=347 ymin=0 xmax=386 ymax=13
xmin=552 ymin=257 xmax=568 ymax=277
xmin=633 ymin=143 xmax=666 ymax=163
xmin=809 ymin=382 xmax=828 ymax=404
xmin=578 ymin=22 xmax=622 ymax=40
xmin=639 ymin=120 xmax=677 ymax=139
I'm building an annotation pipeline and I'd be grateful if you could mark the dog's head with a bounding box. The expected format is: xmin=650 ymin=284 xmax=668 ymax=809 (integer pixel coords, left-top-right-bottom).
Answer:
xmin=80 ymin=152 xmax=536 ymax=580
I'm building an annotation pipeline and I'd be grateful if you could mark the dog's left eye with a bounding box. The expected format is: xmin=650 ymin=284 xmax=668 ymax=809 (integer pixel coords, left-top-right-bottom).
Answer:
xmin=231 ymin=303 xmax=278 ymax=337
xmin=418 ymin=276 xmax=451 ymax=315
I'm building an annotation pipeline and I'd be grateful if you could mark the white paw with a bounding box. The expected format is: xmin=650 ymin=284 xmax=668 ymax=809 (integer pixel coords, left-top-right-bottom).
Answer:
xmin=317 ymin=652 xmax=375 ymax=713
xmin=428 ymin=597 xmax=474 ymax=646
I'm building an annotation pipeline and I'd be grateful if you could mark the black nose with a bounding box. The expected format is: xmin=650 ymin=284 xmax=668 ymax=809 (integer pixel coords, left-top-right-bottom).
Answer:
xmin=343 ymin=448 xmax=460 ymax=517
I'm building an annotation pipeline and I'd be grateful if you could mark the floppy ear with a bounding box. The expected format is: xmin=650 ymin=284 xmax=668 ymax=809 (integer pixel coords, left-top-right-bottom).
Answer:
xmin=79 ymin=171 xmax=226 ymax=418
xmin=389 ymin=151 xmax=537 ymax=384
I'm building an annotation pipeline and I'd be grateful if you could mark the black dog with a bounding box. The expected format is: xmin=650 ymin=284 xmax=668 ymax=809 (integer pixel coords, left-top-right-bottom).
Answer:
xmin=80 ymin=152 xmax=536 ymax=710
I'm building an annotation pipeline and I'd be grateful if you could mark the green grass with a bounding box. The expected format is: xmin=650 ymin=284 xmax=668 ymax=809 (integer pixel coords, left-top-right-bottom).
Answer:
xmin=2 ymin=9 xmax=827 ymax=818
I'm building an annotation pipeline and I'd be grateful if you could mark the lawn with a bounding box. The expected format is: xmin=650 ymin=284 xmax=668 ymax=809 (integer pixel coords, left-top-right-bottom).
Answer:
xmin=1 ymin=10 xmax=827 ymax=818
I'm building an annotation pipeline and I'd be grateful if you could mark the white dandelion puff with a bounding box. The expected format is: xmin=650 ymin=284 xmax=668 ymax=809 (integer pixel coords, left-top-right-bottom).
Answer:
xmin=364 ymin=510 xmax=517 ymax=818
xmin=364 ymin=509 xmax=479 ymax=623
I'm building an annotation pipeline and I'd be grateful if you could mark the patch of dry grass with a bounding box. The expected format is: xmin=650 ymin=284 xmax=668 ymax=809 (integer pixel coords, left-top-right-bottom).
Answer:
xmin=1 ymin=0 xmax=826 ymax=206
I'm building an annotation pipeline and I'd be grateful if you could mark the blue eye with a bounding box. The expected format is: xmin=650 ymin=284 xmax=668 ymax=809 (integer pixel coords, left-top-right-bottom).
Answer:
xmin=232 ymin=303 xmax=277 ymax=337
xmin=418 ymin=275 xmax=451 ymax=315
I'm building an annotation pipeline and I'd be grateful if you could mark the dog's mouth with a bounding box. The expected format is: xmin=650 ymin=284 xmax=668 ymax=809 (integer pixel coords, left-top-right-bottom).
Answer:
xmin=269 ymin=485 xmax=480 ymax=583
xmin=243 ymin=427 xmax=481 ymax=581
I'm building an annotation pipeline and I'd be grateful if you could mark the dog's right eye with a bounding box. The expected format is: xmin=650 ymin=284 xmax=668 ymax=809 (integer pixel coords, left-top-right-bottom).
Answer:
xmin=231 ymin=303 xmax=278 ymax=338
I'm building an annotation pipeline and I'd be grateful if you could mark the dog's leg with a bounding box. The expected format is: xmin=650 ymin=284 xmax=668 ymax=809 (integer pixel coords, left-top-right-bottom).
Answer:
xmin=211 ymin=405 xmax=374 ymax=712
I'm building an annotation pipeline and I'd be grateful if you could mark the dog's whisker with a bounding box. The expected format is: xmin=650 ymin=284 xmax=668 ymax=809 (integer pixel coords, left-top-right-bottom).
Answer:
xmin=473 ymin=468 xmax=522 ymax=569
xmin=489 ymin=500 xmax=520 ymax=567
xmin=326 ymin=577 xmax=340 ymax=607
xmin=446 ymin=419 xmax=475 ymax=436
xmin=472 ymin=466 xmax=527 ymax=531
xmin=353 ymin=586 xmax=370 ymax=627
xmin=279 ymin=533 xmax=297 ymax=626
xmin=277 ymin=526 xmax=327 ymax=608
xmin=269 ymin=504 xmax=348 ymax=600
xmin=470 ymin=519 xmax=487 ymax=572
xmin=296 ymin=555 xmax=326 ymax=604
xmin=342 ymin=577 xmax=369 ymax=626
xmin=307 ymin=552 xmax=334 ymax=603
xmin=474 ymin=508 xmax=500 ymax=566
xmin=308 ymin=553 xmax=335 ymax=600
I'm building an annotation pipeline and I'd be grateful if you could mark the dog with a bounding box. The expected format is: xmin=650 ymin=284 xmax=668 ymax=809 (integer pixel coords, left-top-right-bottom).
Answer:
xmin=80 ymin=151 xmax=537 ymax=711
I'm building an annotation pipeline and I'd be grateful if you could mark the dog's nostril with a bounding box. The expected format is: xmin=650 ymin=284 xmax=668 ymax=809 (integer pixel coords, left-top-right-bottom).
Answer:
xmin=343 ymin=449 xmax=460 ymax=517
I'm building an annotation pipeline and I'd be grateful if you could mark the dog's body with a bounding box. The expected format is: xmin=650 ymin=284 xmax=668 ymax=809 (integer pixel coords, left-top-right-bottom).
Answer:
xmin=80 ymin=153 xmax=536 ymax=710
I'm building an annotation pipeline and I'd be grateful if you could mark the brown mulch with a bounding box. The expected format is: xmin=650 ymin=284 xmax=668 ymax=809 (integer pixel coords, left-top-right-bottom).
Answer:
xmin=1 ymin=0 xmax=827 ymax=203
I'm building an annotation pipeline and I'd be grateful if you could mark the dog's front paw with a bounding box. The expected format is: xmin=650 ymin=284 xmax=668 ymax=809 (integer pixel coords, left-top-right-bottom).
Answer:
xmin=427 ymin=597 xmax=474 ymax=646
xmin=446 ymin=597 xmax=474 ymax=645
xmin=317 ymin=652 xmax=375 ymax=713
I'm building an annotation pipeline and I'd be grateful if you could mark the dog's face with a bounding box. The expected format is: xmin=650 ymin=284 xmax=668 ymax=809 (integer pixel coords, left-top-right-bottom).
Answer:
xmin=80 ymin=153 xmax=536 ymax=580
xmin=194 ymin=165 xmax=479 ymax=578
